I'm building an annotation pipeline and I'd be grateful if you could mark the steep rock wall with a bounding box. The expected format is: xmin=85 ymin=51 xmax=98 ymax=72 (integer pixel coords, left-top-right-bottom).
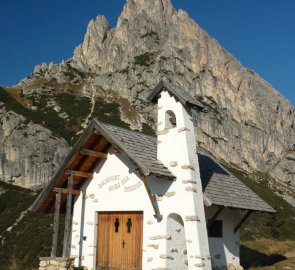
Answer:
xmin=2 ymin=0 xmax=294 ymax=204
xmin=0 ymin=102 xmax=69 ymax=189
xmin=71 ymin=0 xmax=295 ymax=204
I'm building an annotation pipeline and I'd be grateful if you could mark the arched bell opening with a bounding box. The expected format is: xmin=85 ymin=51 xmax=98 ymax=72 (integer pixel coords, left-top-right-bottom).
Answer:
xmin=165 ymin=110 xmax=177 ymax=129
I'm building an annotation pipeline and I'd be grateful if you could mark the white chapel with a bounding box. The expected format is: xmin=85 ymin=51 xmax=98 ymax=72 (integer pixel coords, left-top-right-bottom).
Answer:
xmin=31 ymin=78 xmax=275 ymax=270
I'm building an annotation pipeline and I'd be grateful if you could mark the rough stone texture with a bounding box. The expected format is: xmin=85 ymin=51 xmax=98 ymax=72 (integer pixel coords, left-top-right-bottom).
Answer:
xmin=5 ymin=0 xmax=294 ymax=204
xmin=195 ymin=256 xmax=204 ymax=259
xmin=159 ymin=254 xmax=174 ymax=260
xmin=89 ymin=193 xmax=95 ymax=199
xmin=157 ymin=129 xmax=169 ymax=135
xmin=165 ymin=191 xmax=176 ymax=197
xmin=181 ymin=165 xmax=195 ymax=170
xmin=39 ymin=257 xmax=74 ymax=270
xmin=185 ymin=186 xmax=197 ymax=192
xmin=178 ymin=127 xmax=190 ymax=133
xmin=147 ymin=244 xmax=159 ymax=249
xmin=227 ymin=263 xmax=236 ymax=270
xmin=86 ymin=221 xmax=94 ymax=225
xmin=183 ymin=180 xmax=197 ymax=185
xmin=185 ymin=215 xmax=200 ymax=221
xmin=169 ymin=161 xmax=178 ymax=167
xmin=0 ymin=104 xmax=69 ymax=189
xmin=149 ymin=235 xmax=171 ymax=240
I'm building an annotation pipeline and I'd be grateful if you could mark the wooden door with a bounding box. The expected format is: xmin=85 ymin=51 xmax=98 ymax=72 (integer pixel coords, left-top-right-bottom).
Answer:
xmin=97 ymin=212 xmax=143 ymax=270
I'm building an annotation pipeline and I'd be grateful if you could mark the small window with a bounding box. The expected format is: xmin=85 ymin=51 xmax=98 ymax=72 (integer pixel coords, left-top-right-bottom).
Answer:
xmin=165 ymin=110 xmax=177 ymax=129
xmin=114 ymin=218 xmax=120 ymax=233
xmin=127 ymin=218 xmax=132 ymax=233
xmin=208 ymin=220 xmax=223 ymax=238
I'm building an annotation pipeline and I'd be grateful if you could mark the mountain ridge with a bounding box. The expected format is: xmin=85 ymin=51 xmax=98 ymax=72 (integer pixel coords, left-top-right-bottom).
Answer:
xmin=0 ymin=0 xmax=294 ymax=205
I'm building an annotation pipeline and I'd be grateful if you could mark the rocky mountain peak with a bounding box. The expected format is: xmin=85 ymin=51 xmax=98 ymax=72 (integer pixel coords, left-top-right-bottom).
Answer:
xmin=73 ymin=15 xmax=110 ymax=71
xmin=72 ymin=0 xmax=197 ymax=74
xmin=86 ymin=15 xmax=110 ymax=44
xmin=70 ymin=0 xmax=294 ymax=205
xmin=117 ymin=0 xmax=176 ymax=26
xmin=2 ymin=0 xmax=294 ymax=206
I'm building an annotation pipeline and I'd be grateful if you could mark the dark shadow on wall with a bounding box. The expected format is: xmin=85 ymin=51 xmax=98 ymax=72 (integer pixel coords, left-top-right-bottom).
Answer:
xmin=240 ymin=245 xmax=287 ymax=268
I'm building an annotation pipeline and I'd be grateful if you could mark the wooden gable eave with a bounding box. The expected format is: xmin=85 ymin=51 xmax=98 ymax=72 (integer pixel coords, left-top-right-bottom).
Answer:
xmin=45 ymin=136 xmax=110 ymax=213
xmin=30 ymin=121 xmax=111 ymax=213
xmin=30 ymin=119 xmax=172 ymax=214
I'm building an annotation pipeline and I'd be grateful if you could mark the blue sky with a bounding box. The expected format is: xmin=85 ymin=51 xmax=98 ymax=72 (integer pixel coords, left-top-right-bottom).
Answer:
xmin=0 ymin=0 xmax=294 ymax=105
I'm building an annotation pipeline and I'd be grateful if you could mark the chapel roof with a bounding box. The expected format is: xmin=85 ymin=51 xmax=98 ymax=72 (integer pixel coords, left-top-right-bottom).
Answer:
xmin=198 ymin=153 xmax=275 ymax=212
xmin=103 ymin=123 xmax=274 ymax=213
xmin=30 ymin=119 xmax=275 ymax=213
xmin=147 ymin=78 xmax=204 ymax=109
xmin=96 ymin=123 xmax=175 ymax=179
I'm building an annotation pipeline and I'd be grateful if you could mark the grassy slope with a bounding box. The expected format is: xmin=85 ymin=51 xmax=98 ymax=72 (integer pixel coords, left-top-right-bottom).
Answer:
xmin=0 ymin=181 xmax=64 ymax=270
xmin=1 ymin=84 xmax=154 ymax=145
xmin=0 ymin=85 xmax=74 ymax=142
xmin=241 ymin=239 xmax=295 ymax=269
xmin=223 ymin=165 xmax=295 ymax=241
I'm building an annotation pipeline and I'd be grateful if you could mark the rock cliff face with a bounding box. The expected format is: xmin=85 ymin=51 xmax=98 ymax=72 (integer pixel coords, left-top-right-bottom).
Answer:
xmin=1 ymin=0 xmax=294 ymax=204
xmin=72 ymin=0 xmax=295 ymax=204
xmin=0 ymin=101 xmax=69 ymax=189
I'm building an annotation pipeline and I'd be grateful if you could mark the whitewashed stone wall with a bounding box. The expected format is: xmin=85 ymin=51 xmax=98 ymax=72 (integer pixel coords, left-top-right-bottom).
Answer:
xmin=70 ymin=147 xmax=156 ymax=269
xmin=69 ymin=91 xmax=242 ymax=270
xmin=205 ymin=207 xmax=240 ymax=269
xmin=70 ymin=144 xmax=212 ymax=270
xmin=156 ymin=90 xmax=211 ymax=269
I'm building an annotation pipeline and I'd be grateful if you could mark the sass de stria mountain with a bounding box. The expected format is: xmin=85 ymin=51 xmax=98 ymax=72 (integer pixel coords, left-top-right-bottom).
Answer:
xmin=0 ymin=0 xmax=294 ymax=269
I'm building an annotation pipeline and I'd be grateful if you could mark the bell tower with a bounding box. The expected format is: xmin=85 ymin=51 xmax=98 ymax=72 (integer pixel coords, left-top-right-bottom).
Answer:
xmin=148 ymin=78 xmax=212 ymax=269
xmin=148 ymin=78 xmax=204 ymax=172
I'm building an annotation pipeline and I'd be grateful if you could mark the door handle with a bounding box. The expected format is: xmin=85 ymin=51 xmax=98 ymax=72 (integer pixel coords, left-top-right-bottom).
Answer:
xmin=122 ymin=240 xmax=126 ymax=248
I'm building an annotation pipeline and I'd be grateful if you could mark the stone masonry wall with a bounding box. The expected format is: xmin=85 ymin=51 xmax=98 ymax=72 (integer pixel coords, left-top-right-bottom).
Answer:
xmin=39 ymin=257 xmax=75 ymax=270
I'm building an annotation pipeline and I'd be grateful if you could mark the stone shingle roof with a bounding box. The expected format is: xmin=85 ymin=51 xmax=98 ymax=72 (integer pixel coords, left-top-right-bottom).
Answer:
xmin=100 ymin=122 xmax=174 ymax=179
xmin=102 ymin=123 xmax=275 ymax=213
xmin=198 ymin=153 xmax=275 ymax=213
xmin=31 ymin=119 xmax=275 ymax=213
xmin=147 ymin=78 xmax=204 ymax=109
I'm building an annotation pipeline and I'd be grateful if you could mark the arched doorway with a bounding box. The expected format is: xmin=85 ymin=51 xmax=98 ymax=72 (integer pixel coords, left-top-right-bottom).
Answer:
xmin=167 ymin=213 xmax=188 ymax=269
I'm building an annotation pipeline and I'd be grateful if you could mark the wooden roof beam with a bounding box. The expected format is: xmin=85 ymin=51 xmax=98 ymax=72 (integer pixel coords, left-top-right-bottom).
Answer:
xmin=234 ymin=210 xmax=253 ymax=233
xmin=66 ymin=170 xmax=93 ymax=179
xmin=53 ymin=187 xmax=80 ymax=196
xmin=93 ymin=130 xmax=101 ymax=135
xmin=80 ymin=148 xmax=108 ymax=159
xmin=207 ymin=207 xmax=224 ymax=230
